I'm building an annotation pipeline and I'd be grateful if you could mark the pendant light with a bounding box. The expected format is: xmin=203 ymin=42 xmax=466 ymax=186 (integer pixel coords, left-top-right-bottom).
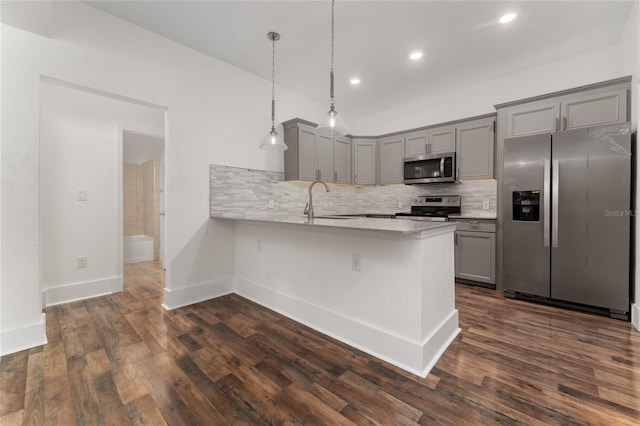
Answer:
xmin=316 ymin=0 xmax=350 ymax=137
xmin=260 ymin=31 xmax=288 ymax=151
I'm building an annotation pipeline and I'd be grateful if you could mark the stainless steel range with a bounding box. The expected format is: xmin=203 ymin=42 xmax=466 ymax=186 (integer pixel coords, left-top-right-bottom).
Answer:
xmin=396 ymin=195 xmax=461 ymax=221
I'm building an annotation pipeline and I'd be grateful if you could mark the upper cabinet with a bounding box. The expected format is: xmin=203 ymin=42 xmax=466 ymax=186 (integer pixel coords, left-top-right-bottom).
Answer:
xmin=315 ymin=134 xmax=334 ymax=181
xmin=353 ymin=139 xmax=377 ymax=185
xmin=404 ymin=131 xmax=428 ymax=157
xmin=500 ymin=79 xmax=629 ymax=139
xmin=334 ymin=136 xmax=352 ymax=184
xmin=284 ymin=119 xmax=346 ymax=183
xmin=405 ymin=125 xmax=456 ymax=157
xmin=456 ymin=117 xmax=495 ymax=180
xmin=378 ymin=135 xmax=405 ymax=185
xmin=428 ymin=125 xmax=456 ymax=154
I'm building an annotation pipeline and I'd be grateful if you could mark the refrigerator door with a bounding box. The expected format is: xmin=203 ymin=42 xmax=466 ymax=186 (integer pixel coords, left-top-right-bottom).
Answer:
xmin=503 ymin=133 xmax=551 ymax=297
xmin=551 ymin=124 xmax=631 ymax=312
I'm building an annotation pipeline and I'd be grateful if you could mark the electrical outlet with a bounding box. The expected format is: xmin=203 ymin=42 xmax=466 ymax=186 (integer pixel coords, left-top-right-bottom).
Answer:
xmin=268 ymin=199 xmax=275 ymax=209
xmin=77 ymin=190 xmax=88 ymax=202
xmin=482 ymin=200 xmax=490 ymax=210
xmin=329 ymin=200 xmax=334 ymax=209
xmin=352 ymin=254 xmax=361 ymax=272
xmin=256 ymin=239 xmax=262 ymax=252
xmin=398 ymin=201 xmax=403 ymax=209
xmin=77 ymin=256 xmax=87 ymax=268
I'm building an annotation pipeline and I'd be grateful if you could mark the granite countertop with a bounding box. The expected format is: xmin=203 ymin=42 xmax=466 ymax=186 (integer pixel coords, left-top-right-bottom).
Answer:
xmin=211 ymin=213 xmax=457 ymax=236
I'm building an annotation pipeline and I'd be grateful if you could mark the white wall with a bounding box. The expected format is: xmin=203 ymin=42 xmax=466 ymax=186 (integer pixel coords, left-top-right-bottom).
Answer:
xmin=40 ymin=81 xmax=164 ymax=306
xmin=356 ymin=41 xmax=634 ymax=136
xmin=0 ymin=1 xmax=349 ymax=355
xmin=123 ymin=132 xmax=164 ymax=164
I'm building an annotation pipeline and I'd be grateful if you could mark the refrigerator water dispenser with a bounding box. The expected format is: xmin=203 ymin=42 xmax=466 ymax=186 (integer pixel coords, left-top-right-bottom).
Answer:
xmin=512 ymin=191 xmax=540 ymax=221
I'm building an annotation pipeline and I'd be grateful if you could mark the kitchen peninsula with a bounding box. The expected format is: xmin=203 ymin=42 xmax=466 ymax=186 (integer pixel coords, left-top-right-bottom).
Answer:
xmin=210 ymin=213 xmax=460 ymax=377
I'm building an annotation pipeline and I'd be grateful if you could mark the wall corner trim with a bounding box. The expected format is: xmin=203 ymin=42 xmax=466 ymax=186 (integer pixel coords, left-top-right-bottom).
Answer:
xmin=162 ymin=277 xmax=234 ymax=310
xmin=0 ymin=313 xmax=48 ymax=356
xmin=632 ymin=303 xmax=640 ymax=332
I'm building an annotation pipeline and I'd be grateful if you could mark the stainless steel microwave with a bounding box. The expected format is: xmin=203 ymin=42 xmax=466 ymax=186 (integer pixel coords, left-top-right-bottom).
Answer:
xmin=403 ymin=152 xmax=456 ymax=184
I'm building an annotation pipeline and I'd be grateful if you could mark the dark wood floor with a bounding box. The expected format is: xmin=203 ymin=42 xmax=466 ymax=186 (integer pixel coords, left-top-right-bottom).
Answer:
xmin=1 ymin=261 xmax=639 ymax=425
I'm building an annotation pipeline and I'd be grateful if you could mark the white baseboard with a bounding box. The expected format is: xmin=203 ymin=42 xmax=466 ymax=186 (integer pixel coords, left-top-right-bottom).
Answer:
xmin=236 ymin=276 xmax=459 ymax=377
xmin=162 ymin=276 xmax=234 ymax=310
xmin=44 ymin=276 xmax=123 ymax=307
xmin=632 ymin=303 xmax=639 ymax=332
xmin=0 ymin=313 xmax=48 ymax=356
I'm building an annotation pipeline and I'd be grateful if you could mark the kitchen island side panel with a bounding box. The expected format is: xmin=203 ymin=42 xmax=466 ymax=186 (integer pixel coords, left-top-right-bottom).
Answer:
xmin=231 ymin=220 xmax=459 ymax=376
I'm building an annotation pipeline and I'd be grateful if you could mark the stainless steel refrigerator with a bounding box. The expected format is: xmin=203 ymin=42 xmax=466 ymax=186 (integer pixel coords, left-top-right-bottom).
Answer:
xmin=503 ymin=123 xmax=632 ymax=320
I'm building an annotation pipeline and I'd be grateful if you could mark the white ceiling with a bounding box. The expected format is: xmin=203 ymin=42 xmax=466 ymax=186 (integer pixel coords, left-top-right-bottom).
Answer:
xmin=85 ymin=1 xmax=634 ymax=118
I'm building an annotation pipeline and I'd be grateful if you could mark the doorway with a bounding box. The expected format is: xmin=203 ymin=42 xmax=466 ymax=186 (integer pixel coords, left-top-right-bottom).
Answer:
xmin=122 ymin=130 xmax=166 ymax=269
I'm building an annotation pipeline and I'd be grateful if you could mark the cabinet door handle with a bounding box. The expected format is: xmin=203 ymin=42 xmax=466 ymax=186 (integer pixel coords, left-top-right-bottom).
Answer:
xmin=425 ymin=143 xmax=429 ymax=154
xmin=554 ymin=117 xmax=559 ymax=132
xmin=562 ymin=116 xmax=567 ymax=131
xmin=319 ymin=170 xmax=322 ymax=180
xmin=455 ymin=233 xmax=458 ymax=245
xmin=334 ymin=171 xmax=337 ymax=182
xmin=355 ymin=174 xmax=358 ymax=184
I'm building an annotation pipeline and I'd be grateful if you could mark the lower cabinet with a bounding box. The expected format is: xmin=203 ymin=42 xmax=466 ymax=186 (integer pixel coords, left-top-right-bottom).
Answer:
xmin=454 ymin=220 xmax=496 ymax=287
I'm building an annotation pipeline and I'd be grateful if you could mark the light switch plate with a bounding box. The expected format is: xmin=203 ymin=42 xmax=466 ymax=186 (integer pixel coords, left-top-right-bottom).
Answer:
xmin=482 ymin=200 xmax=490 ymax=210
xmin=78 ymin=190 xmax=88 ymax=202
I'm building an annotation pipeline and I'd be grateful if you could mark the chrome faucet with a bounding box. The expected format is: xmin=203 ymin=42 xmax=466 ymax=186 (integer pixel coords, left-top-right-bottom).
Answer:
xmin=304 ymin=180 xmax=330 ymax=221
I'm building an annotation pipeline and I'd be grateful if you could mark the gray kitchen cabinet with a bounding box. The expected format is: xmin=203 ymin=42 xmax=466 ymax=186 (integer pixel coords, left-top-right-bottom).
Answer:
xmin=284 ymin=119 xmax=335 ymax=182
xmin=316 ymin=134 xmax=334 ymax=181
xmin=501 ymin=81 xmax=629 ymax=139
xmin=353 ymin=139 xmax=376 ymax=185
xmin=334 ymin=136 xmax=351 ymax=184
xmin=454 ymin=219 xmax=496 ymax=286
xmin=403 ymin=131 xmax=428 ymax=157
xmin=378 ymin=135 xmax=404 ymax=184
xmin=503 ymin=98 xmax=560 ymax=138
xmin=428 ymin=125 xmax=456 ymax=154
xmin=456 ymin=117 xmax=495 ymax=180
xmin=561 ymin=87 xmax=628 ymax=131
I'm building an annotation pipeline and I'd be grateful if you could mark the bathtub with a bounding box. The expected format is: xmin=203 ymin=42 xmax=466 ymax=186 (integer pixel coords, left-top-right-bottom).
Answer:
xmin=124 ymin=234 xmax=154 ymax=264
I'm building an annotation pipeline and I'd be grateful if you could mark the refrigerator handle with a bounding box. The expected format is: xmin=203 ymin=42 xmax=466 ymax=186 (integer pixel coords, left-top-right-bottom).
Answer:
xmin=552 ymin=159 xmax=559 ymax=247
xmin=543 ymin=160 xmax=551 ymax=247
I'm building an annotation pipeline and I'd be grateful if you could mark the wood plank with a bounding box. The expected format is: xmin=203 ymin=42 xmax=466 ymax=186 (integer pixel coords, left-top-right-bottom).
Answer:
xmin=0 ymin=350 xmax=29 ymax=416
xmin=3 ymin=262 xmax=640 ymax=426
xmin=22 ymin=349 xmax=45 ymax=426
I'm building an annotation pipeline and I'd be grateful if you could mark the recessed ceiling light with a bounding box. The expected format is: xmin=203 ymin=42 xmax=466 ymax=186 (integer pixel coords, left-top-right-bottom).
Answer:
xmin=350 ymin=78 xmax=361 ymax=85
xmin=499 ymin=12 xmax=517 ymax=24
xmin=409 ymin=51 xmax=423 ymax=61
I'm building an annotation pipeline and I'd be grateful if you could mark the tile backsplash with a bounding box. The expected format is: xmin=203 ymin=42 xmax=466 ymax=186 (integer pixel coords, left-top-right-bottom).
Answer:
xmin=210 ymin=164 xmax=496 ymax=217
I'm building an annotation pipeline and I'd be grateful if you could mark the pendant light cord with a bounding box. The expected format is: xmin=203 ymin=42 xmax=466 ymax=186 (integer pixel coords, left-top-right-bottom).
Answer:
xmin=269 ymin=32 xmax=278 ymax=128
xmin=331 ymin=0 xmax=335 ymax=73
xmin=329 ymin=0 xmax=336 ymax=106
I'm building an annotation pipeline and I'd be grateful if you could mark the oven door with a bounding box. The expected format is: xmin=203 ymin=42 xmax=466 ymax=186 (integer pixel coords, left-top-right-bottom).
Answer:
xmin=403 ymin=152 xmax=456 ymax=184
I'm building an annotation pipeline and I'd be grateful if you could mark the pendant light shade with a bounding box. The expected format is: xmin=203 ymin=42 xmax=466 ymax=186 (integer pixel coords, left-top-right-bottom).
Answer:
xmin=316 ymin=0 xmax=350 ymax=137
xmin=260 ymin=31 xmax=288 ymax=151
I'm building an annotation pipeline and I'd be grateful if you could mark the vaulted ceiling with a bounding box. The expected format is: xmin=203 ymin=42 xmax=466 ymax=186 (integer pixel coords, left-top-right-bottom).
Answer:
xmin=85 ymin=1 xmax=635 ymax=118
